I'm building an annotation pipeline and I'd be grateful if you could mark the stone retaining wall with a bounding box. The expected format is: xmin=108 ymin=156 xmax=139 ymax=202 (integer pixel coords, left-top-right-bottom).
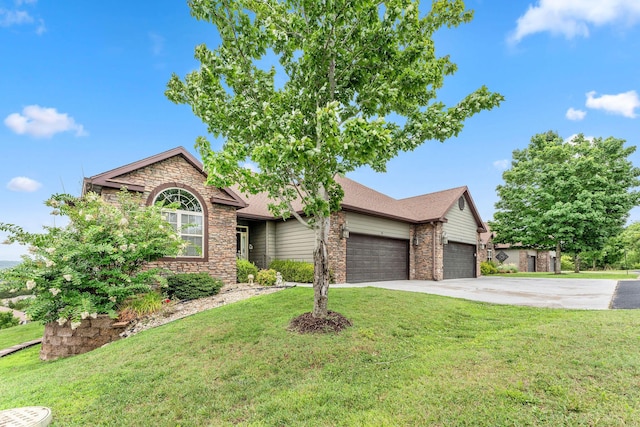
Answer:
xmin=40 ymin=316 xmax=128 ymax=361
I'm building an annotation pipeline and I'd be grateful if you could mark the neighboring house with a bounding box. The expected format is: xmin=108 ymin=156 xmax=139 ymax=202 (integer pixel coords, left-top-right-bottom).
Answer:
xmin=83 ymin=147 xmax=487 ymax=284
xmin=480 ymin=223 xmax=556 ymax=273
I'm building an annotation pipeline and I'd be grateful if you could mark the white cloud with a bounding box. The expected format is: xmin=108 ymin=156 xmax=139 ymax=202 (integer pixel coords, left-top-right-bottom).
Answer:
xmin=7 ymin=176 xmax=42 ymax=192
xmin=4 ymin=105 xmax=88 ymax=138
xmin=0 ymin=9 xmax=33 ymax=26
xmin=149 ymin=32 xmax=164 ymax=56
xmin=566 ymin=107 xmax=586 ymax=121
xmin=35 ymin=17 xmax=45 ymax=34
xmin=565 ymin=134 xmax=595 ymax=145
xmin=585 ymin=90 xmax=640 ymax=118
xmin=242 ymin=161 xmax=259 ymax=172
xmin=509 ymin=0 xmax=640 ymax=44
xmin=493 ymin=159 xmax=510 ymax=170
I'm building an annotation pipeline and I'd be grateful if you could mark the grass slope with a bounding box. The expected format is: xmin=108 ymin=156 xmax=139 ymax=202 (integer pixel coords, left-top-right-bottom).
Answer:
xmin=1 ymin=287 xmax=639 ymax=426
xmin=0 ymin=322 xmax=43 ymax=349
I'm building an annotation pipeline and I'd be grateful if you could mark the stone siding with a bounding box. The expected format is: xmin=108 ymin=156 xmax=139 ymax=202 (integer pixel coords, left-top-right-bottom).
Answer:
xmin=40 ymin=316 xmax=127 ymax=361
xmin=97 ymin=155 xmax=237 ymax=285
xmin=328 ymin=211 xmax=347 ymax=283
xmin=410 ymin=222 xmax=443 ymax=281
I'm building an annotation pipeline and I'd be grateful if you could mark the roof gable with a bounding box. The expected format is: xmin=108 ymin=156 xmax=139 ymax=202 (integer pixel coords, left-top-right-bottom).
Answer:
xmin=83 ymin=146 xmax=246 ymax=208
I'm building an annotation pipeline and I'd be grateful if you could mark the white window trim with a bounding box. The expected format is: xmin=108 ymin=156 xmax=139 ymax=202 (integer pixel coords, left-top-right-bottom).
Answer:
xmin=154 ymin=188 xmax=204 ymax=258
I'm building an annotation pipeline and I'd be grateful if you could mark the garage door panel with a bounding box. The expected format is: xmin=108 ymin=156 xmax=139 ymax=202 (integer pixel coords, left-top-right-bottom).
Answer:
xmin=347 ymin=234 xmax=409 ymax=283
xmin=443 ymin=242 xmax=476 ymax=279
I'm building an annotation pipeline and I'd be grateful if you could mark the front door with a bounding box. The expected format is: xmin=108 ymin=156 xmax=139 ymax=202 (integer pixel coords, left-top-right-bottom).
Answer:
xmin=237 ymin=226 xmax=248 ymax=259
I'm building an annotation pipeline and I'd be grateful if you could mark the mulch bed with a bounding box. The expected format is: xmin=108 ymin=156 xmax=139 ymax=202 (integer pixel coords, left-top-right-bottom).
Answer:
xmin=288 ymin=311 xmax=352 ymax=334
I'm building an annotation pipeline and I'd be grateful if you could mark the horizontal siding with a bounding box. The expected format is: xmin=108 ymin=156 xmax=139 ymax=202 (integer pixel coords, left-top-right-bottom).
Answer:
xmin=495 ymin=249 xmax=520 ymax=265
xmin=266 ymin=221 xmax=276 ymax=267
xmin=275 ymin=219 xmax=315 ymax=262
xmin=249 ymin=222 xmax=267 ymax=269
xmin=346 ymin=212 xmax=410 ymax=239
xmin=442 ymin=196 xmax=479 ymax=245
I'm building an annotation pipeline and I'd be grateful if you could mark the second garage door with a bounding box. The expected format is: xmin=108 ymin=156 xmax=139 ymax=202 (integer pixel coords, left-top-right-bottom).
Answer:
xmin=443 ymin=242 xmax=476 ymax=279
xmin=346 ymin=234 xmax=409 ymax=283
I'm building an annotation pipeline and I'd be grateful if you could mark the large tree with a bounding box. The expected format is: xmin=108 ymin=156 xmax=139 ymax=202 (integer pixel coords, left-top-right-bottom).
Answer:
xmin=166 ymin=0 xmax=503 ymax=319
xmin=491 ymin=131 xmax=640 ymax=274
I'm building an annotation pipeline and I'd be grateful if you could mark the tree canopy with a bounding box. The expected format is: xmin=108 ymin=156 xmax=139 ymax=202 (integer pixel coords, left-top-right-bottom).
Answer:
xmin=166 ymin=0 xmax=503 ymax=318
xmin=491 ymin=131 xmax=640 ymax=273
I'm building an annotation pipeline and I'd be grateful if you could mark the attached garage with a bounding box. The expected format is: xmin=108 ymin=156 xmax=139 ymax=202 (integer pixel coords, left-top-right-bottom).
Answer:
xmin=443 ymin=242 xmax=476 ymax=279
xmin=346 ymin=233 xmax=409 ymax=283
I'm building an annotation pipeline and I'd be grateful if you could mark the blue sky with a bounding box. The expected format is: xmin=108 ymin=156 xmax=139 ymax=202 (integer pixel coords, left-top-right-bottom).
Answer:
xmin=1 ymin=0 xmax=640 ymax=260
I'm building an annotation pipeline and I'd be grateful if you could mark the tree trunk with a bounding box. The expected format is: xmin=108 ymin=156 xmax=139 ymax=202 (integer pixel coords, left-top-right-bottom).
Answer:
xmin=555 ymin=240 xmax=562 ymax=274
xmin=312 ymin=215 xmax=331 ymax=318
xmin=574 ymin=253 xmax=581 ymax=273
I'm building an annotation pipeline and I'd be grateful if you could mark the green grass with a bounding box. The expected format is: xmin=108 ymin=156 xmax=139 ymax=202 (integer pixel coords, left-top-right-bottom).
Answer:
xmin=494 ymin=270 xmax=638 ymax=280
xmin=0 ymin=322 xmax=43 ymax=349
xmin=1 ymin=287 xmax=640 ymax=426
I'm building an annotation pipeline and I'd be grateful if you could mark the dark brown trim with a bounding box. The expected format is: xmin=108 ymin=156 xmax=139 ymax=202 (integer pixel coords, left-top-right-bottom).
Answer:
xmin=147 ymin=183 xmax=210 ymax=262
xmin=86 ymin=147 xmax=205 ymax=189
xmin=211 ymin=194 xmax=247 ymax=208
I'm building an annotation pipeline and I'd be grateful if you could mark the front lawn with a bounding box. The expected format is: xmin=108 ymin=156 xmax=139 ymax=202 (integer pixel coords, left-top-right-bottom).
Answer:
xmin=1 ymin=287 xmax=639 ymax=426
xmin=495 ymin=270 xmax=638 ymax=280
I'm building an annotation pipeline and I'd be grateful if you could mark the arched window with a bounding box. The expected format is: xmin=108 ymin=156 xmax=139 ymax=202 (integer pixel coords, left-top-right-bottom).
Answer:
xmin=154 ymin=188 xmax=204 ymax=257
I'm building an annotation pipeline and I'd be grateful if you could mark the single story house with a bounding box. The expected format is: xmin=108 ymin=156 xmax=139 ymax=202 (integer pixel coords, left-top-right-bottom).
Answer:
xmin=83 ymin=147 xmax=487 ymax=285
xmin=480 ymin=224 xmax=556 ymax=272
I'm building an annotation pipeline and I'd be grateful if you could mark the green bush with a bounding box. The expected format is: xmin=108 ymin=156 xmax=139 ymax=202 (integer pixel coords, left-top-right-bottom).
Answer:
xmin=0 ymin=288 xmax=32 ymax=299
xmin=166 ymin=273 xmax=224 ymax=300
xmin=237 ymin=259 xmax=259 ymax=283
xmin=0 ymin=190 xmax=183 ymax=326
xmin=497 ymin=263 xmax=518 ymax=274
xmin=480 ymin=260 xmax=498 ymax=275
xmin=256 ymin=269 xmax=277 ymax=286
xmin=7 ymin=298 xmax=32 ymax=311
xmin=561 ymin=255 xmax=574 ymax=271
xmin=0 ymin=311 xmax=19 ymax=330
xmin=269 ymin=260 xmax=314 ymax=283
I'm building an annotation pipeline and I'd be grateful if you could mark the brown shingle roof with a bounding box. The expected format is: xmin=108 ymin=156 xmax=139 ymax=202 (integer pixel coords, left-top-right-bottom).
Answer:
xmin=236 ymin=175 xmax=486 ymax=229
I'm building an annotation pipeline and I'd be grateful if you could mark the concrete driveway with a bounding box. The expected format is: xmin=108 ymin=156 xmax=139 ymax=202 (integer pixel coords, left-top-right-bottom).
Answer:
xmin=329 ymin=276 xmax=619 ymax=309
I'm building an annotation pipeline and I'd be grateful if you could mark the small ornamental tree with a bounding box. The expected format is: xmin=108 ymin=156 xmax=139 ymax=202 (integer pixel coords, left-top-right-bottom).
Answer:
xmin=0 ymin=190 xmax=183 ymax=328
xmin=491 ymin=132 xmax=640 ymax=273
xmin=166 ymin=0 xmax=503 ymax=320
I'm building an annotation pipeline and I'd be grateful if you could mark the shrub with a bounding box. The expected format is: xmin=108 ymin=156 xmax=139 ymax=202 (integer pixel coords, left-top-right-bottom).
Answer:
xmin=7 ymin=298 xmax=32 ymax=311
xmin=166 ymin=273 xmax=224 ymax=300
xmin=0 ymin=189 xmax=183 ymax=327
xmin=118 ymin=291 xmax=164 ymax=320
xmin=0 ymin=288 xmax=32 ymax=299
xmin=237 ymin=259 xmax=259 ymax=283
xmin=480 ymin=261 xmax=498 ymax=275
xmin=497 ymin=263 xmax=518 ymax=274
xmin=269 ymin=260 xmax=314 ymax=283
xmin=561 ymin=255 xmax=574 ymax=271
xmin=256 ymin=269 xmax=277 ymax=286
xmin=0 ymin=312 xmax=19 ymax=330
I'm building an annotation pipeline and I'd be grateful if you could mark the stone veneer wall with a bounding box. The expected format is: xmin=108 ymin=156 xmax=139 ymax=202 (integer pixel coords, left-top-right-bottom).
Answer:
xmin=537 ymin=251 xmax=550 ymax=273
xmin=40 ymin=316 xmax=127 ymax=361
xmin=411 ymin=222 xmax=443 ymax=281
xmin=328 ymin=211 xmax=347 ymax=283
xmin=98 ymin=155 xmax=238 ymax=285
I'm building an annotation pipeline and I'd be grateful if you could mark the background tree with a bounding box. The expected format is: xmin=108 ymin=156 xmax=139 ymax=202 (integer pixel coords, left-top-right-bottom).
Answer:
xmin=166 ymin=0 xmax=503 ymax=319
xmin=491 ymin=131 xmax=640 ymax=274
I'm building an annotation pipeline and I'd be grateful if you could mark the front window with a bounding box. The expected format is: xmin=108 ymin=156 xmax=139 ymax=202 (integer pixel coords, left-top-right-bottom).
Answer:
xmin=155 ymin=188 xmax=204 ymax=257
